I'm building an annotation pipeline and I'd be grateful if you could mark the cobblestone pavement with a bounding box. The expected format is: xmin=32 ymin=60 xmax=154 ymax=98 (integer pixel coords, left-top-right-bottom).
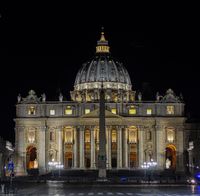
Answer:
xmin=1 ymin=181 xmax=200 ymax=195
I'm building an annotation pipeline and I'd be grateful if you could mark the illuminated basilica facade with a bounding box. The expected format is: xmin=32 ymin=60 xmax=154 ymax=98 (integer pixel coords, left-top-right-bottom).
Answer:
xmin=15 ymin=31 xmax=186 ymax=175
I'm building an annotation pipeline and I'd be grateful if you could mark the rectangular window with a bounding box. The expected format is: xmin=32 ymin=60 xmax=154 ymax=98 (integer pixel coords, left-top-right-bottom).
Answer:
xmin=28 ymin=106 xmax=36 ymax=115
xmin=65 ymin=106 xmax=72 ymax=115
xmin=111 ymin=108 xmax=117 ymax=114
xmin=166 ymin=106 xmax=175 ymax=115
xmin=129 ymin=107 xmax=136 ymax=115
xmin=147 ymin=108 xmax=152 ymax=115
xmin=50 ymin=109 xmax=55 ymax=115
xmin=85 ymin=109 xmax=90 ymax=114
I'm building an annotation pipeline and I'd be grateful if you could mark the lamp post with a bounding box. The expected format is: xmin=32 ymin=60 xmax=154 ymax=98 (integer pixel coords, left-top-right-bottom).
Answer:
xmin=141 ymin=162 xmax=149 ymax=181
xmin=55 ymin=162 xmax=64 ymax=178
xmin=141 ymin=159 xmax=157 ymax=182
xmin=48 ymin=160 xmax=64 ymax=178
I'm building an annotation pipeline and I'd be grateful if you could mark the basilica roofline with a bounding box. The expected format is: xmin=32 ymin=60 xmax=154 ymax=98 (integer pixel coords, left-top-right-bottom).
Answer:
xmin=17 ymin=88 xmax=183 ymax=104
xmin=16 ymin=101 xmax=185 ymax=105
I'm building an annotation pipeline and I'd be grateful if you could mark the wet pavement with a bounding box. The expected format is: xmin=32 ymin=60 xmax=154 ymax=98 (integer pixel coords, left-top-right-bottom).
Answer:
xmin=2 ymin=181 xmax=200 ymax=195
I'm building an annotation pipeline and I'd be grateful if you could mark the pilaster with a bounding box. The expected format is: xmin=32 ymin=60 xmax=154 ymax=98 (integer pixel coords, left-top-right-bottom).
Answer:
xmin=79 ymin=126 xmax=85 ymax=168
xmin=117 ymin=126 xmax=122 ymax=168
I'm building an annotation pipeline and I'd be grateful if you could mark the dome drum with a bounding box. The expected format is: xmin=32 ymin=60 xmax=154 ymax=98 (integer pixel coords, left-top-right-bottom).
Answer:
xmin=70 ymin=88 xmax=135 ymax=102
xmin=74 ymin=82 xmax=132 ymax=91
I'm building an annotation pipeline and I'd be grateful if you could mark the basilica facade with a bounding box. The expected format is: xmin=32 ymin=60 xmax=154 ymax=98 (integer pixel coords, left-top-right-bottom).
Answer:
xmin=15 ymin=31 xmax=186 ymax=175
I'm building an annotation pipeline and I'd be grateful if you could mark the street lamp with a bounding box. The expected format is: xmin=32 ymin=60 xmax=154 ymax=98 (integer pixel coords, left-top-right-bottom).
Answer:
xmin=141 ymin=159 xmax=157 ymax=182
xmin=55 ymin=162 xmax=64 ymax=177
xmin=141 ymin=162 xmax=149 ymax=181
xmin=48 ymin=160 xmax=64 ymax=178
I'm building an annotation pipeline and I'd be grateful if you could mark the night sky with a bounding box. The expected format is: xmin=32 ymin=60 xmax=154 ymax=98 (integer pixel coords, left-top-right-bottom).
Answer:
xmin=1 ymin=3 xmax=200 ymax=143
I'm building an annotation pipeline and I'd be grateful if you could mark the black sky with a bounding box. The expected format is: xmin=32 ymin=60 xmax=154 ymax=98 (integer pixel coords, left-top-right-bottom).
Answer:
xmin=1 ymin=3 xmax=200 ymax=143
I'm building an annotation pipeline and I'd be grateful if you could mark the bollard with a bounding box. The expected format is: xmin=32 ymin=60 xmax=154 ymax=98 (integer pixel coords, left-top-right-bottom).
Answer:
xmin=1 ymin=184 xmax=5 ymax=193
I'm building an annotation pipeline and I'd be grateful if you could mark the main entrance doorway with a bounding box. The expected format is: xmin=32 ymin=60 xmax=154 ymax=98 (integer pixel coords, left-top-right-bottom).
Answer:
xmin=165 ymin=144 xmax=176 ymax=169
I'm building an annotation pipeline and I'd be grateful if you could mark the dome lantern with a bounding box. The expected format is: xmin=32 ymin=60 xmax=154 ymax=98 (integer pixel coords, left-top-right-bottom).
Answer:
xmin=96 ymin=28 xmax=110 ymax=54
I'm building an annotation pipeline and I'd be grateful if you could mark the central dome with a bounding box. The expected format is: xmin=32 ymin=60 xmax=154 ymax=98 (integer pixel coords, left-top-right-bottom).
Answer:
xmin=71 ymin=30 xmax=135 ymax=102
xmin=74 ymin=56 xmax=132 ymax=91
xmin=74 ymin=31 xmax=132 ymax=91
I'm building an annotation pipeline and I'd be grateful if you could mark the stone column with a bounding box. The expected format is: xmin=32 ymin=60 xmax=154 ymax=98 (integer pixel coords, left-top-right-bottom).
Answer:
xmin=79 ymin=126 xmax=85 ymax=168
xmin=73 ymin=127 xmax=78 ymax=168
xmin=58 ymin=126 xmax=63 ymax=165
xmin=15 ymin=126 xmax=26 ymax=175
xmin=117 ymin=126 xmax=122 ymax=168
xmin=138 ymin=125 xmax=144 ymax=168
xmin=38 ymin=125 xmax=46 ymax=174
xmin=156 ymin=125 xmax=165 ymax=170
xmin=123 ymin=127 xmax=128 ymax=168
xmin=177 ymin=126 xmax=184 ymax=171
xmin=152 ymin=126 xmax=156 ymax=161
xmin=90 ymin=126 xmax=95 ymax=169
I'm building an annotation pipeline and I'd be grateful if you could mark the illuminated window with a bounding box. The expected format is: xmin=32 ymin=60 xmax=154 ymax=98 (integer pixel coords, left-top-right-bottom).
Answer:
xmin=147 ymin=109 xmax=152 ymax=115
xmin=27 ymin=129 xmax=35 ymax=143
xmin=166 ymin=106 xmax=174 ymax=115
xmin=167 ymin=128 xmax=175 ymax=142
xmin=111 ymin=108 xmax=117 ymax=114
xmin=65 ymin=106 xmax=72 ymax=115
xmin=85 ymin=109 xmax=90 ymax=114
xmin=50 ymin=109 xmax=55 ymax=115
xmin=129 ymin=126 xmax=137 ymax=143
xmin=85 ymin=130 xmax=90 ymax=143
xmin=112 ymin=131 xmax=117 ymax=142
xmin=65 ymin=130 xmax=72 ymax=143
xmin=129 ymin=106 xmax=136 ymax=115
xmin=28 ymin=106 xmax=36 ymax=115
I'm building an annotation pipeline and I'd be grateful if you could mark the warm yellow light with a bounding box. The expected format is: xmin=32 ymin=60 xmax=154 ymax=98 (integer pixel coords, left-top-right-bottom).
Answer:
xmin=28 ymin=106 xmax=36 ymax=115
xmin=129 ymin=108 xmax=136 ymax=115
xmin=167 ymin=128 xmax=175 ymax=142
xmin=65 ymin=109 xmax=72 ymax=115
xmin=85 ymin=131 xmax=90 ymax=143
xmin=96 ymin=45 xmax=110 ymax=53
xmin=111 ymin=108 xmax=117 ymax=114
xmin=166 ymin=106 xmax=174 ymax=115
xmin=85 ymin=109 xmax=90 ymax=114
xmin=129 ymin=130 xmax=137 ymax=143
xmin=147 ymin=109 xmax=152 ymax=115
xmin=112 ymin=131 xmax=117 ymax=142
xmin=65 ymin=130 xmax=72 ymax=143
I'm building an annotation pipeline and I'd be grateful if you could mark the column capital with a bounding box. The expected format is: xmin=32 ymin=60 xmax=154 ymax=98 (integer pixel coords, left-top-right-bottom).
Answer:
xmin=138 ymin=125 xmax=145 ymax=130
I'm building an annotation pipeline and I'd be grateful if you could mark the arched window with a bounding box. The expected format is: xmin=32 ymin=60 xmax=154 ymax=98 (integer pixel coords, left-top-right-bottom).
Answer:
xmin=166 ymin=127 xmax=175 ymax=142
xmin=65 ymin=127 xmax=73 ymax=143
xmin=27 ymin=128 xmax=36 ymax=143
xmin=112 ymin=130 xmax=117 ymax=142
xmin=129 ymin=126 xmax=137 ymax=143
xmin=85 ymin=130 xmax=90 ymax=143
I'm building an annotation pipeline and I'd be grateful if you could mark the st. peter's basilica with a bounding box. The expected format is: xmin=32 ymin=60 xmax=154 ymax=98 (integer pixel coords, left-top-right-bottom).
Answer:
xmin=14 ymin=31 xmax=186 ymax=175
